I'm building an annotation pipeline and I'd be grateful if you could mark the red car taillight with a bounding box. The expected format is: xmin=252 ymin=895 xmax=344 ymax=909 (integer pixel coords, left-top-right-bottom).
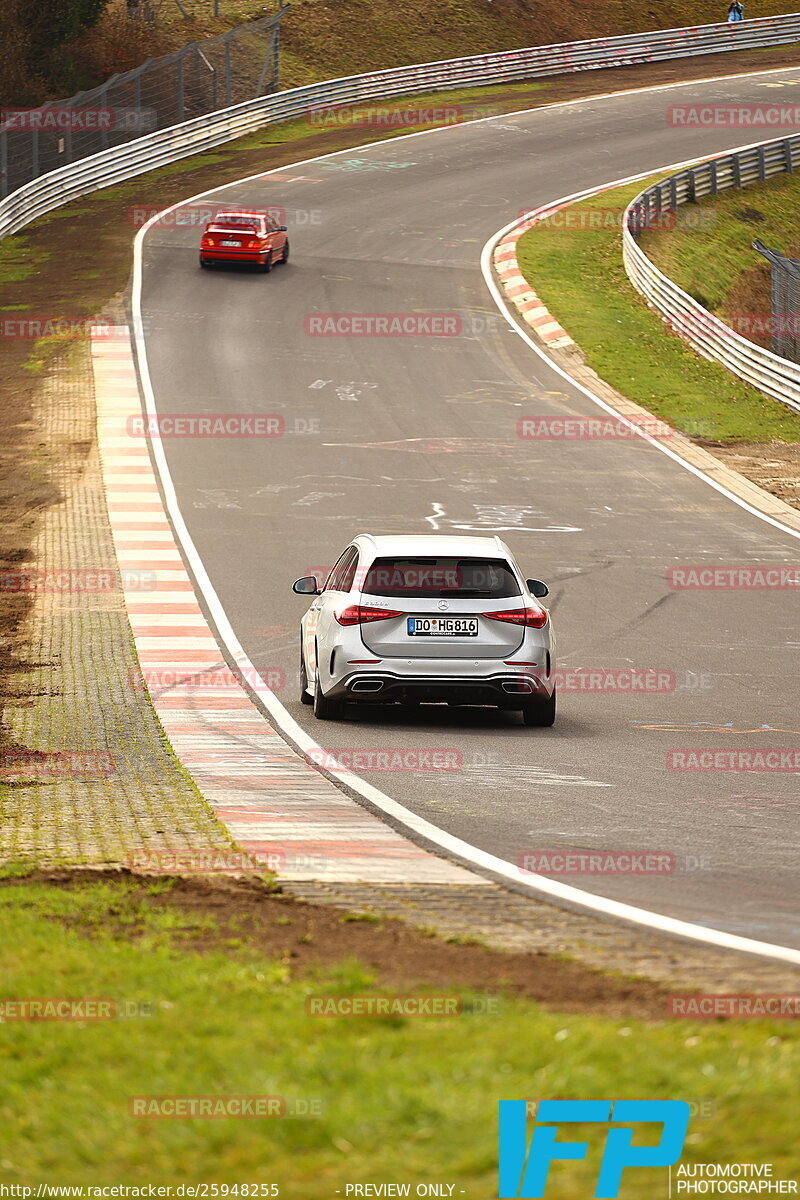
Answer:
xmin=336 ymin=605 xmax=403 ymax=626
xmin=201 ymin=236 xmax=214 ymax=247
xmin=246 ymin=239 xmax=261 ymax=249
xmin=483 ymin=606 xmax=547 ymax=628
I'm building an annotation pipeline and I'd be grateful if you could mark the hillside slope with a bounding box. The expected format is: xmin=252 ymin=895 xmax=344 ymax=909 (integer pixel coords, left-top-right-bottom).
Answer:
xmin=15 ymin=0 xmax=798 ymax=102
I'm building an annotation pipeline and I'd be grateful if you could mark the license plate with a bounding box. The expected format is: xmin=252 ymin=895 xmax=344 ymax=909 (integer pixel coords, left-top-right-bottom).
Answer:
xmin=221 ymin=239 xmax=240 ymax=247
xmin=407 ymin=616 xmax=479 ymax=637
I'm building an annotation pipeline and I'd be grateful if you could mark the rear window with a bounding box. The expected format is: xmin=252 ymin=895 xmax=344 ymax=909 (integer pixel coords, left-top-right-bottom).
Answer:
xmin=212 ymin=216 xmax=261 ymax=232
xmin=361 ymin=557 xmax=520 ymax=599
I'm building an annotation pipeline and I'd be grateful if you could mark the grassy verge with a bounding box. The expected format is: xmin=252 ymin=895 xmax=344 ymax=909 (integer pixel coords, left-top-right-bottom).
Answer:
xmin=1 ymin=873 xmax=798 ymax=1192
xmin=515 ymin=177 xmax=800 ymax=443
xmin=639 ymin=168 xmax=800 ymax=350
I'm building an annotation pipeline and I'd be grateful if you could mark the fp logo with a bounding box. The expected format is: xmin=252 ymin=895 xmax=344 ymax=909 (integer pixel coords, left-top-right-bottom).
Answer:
xmin=498 ymin=1099 xmax=690 ymax=1198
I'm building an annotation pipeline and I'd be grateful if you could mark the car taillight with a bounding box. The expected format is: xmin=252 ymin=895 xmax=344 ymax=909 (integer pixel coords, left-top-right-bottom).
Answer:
xmin=202 ymin=236 xmax=214 ymax=247
xmin=246 ymin=239 xmax=260 ymax=249
xmin=483 ymin=607 xmax=547 ymax=628
xmin=336 ymin=605 xmax=403 ymax=626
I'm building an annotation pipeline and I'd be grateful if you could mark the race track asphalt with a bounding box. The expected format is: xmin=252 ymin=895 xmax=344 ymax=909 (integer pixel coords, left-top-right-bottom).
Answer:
xmin=138 ymin=67 xmax=800 ymax=948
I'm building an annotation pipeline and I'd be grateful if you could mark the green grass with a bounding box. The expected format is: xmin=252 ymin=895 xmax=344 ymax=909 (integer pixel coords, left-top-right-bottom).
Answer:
xmin=1 ymin=876 xmax=798 ymax=1193
xmin=0 ymin=234 xmax=48 ymax=284
xmin=515 ymin=176 xmax=800 ymax=443
xmin=639 ymin=168 xmax=800 ymax=317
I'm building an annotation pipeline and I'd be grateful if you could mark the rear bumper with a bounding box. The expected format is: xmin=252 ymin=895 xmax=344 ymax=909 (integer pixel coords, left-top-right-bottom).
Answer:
xmin=199 ymin=250 xmax=266 ymax=264
xmin=329 ymin=670 xmax=553 ymax=706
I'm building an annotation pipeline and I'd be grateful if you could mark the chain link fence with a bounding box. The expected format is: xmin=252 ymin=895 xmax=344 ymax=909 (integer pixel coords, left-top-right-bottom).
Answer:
xmin=752 ymin=238 xmax=800 ymax=364
xmin=0 ymin=6 xmax=288 ymax=199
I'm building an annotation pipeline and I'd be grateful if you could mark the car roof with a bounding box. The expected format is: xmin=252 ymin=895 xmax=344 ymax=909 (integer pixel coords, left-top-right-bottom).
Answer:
xmin=352 ymin=534 xmax=510 ymax=558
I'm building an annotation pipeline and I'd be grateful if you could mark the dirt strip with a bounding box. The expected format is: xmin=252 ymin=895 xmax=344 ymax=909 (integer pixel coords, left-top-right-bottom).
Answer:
xmin=7 ymin=869 xmax=800 ymax=1014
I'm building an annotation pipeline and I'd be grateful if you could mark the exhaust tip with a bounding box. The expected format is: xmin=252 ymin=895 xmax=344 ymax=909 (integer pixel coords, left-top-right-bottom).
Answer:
xmin=351 ymin=679 xmax=384 ymax=694
xmin=502 ymin=679 xmax=534 ymax=694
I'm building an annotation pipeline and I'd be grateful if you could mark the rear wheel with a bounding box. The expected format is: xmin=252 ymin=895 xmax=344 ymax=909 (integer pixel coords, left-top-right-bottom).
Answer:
xmin=261 ymin=251 xmax=273 ymax=274
xmin=522 ymin=689 xmax=556 ymax=728
xmin=313 ymin=667 xmax=345 ymax=721
xmin=299 ymin=644 xmax=313 ymax=705
xmin=280 ymin=239 xmax=290 ymax=263
xmin=199 ymin=257 xmax=210 ymax=269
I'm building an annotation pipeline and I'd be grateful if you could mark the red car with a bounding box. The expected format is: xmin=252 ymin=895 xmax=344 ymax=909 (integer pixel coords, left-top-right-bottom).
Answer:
xmin=199 ymin=210 xmax=289 ymax=272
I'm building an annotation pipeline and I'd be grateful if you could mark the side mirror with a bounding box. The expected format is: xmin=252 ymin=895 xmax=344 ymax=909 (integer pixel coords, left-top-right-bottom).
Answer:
xmin=293 ymin=576 xmax=320 ymax=595
xmin=279 ymin=225 xmax=288 ymax=232
xmin=526 ymin=578 xmax=549 ymax=598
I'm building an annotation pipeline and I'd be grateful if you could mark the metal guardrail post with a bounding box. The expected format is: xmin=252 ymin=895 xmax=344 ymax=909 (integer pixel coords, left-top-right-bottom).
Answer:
xmin=100 ymin=83 xmax=110 ymax=151
xmin=177 ymin=52 xmax=186 ymax=123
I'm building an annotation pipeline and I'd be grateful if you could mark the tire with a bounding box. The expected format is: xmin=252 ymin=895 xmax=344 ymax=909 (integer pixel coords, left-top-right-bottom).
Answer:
xmin=280 ymin=239 xmax=290 ymax=264
xmin=313 ymin=667 xmax=345 ymax=721
xmin=522 ymin=688 xmax=556 ymax=728
xmin=299 ymin=644 xmax=313 ymax=705
xmin=199 ymin=257 xmax=210 ymax=269
xmin=261 ymin=251 xmax=273 ymax=274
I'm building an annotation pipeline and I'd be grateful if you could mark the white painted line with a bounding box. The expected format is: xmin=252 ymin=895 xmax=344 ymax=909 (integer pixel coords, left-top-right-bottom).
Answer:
xmin=130 ymin=69 xmax=800 ymax=964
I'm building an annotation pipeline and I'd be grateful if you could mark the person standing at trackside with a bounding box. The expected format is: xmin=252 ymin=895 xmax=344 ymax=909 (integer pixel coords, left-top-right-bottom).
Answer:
xmin=727 ymin=0 xmax=744 ymax=22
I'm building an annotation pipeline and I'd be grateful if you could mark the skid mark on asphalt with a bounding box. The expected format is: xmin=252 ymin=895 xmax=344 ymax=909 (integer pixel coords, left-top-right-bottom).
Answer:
xmin=315 ymin=158 xmax=417 ymax=172
xmin=424 ymin=500 xmax=582 ymax=534
xmin=632 ymin=721 xmax=800 ymax=734
xmin=415 ymin=765 xmax=612 ymax=790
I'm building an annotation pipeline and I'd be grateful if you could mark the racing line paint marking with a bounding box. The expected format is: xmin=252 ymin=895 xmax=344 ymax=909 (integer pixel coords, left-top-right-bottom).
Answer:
xmin=127 ymin=67 xmax=800 ymax=962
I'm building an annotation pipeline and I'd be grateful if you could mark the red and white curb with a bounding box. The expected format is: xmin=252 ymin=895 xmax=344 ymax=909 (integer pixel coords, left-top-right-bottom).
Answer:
xmin=494 ymin=214 xmax=574 ymax=349
xmin=92 ymin=328 xmax=484 ymax=886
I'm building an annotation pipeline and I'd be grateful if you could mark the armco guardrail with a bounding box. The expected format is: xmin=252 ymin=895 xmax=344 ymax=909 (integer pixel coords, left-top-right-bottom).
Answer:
xmin=624 ymin=136 xmax=800 ymax=414
xmin=2 ymin=13 xmax=800 ymax=239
